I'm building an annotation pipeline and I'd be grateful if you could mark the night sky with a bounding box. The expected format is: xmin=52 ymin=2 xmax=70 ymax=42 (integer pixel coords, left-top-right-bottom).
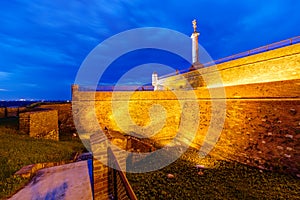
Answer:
xmin=0 ymin=0 xmax=299 ymax=100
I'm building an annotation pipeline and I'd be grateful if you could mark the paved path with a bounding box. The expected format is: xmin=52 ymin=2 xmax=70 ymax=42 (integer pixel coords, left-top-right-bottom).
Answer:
xmin=10 ymin=160 xmax=93 ymax=200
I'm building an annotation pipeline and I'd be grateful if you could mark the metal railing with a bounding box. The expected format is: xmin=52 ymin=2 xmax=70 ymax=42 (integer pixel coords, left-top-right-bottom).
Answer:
xmin=159 ymin=35 xmax=300 ymax=79
xmin=108 ymin=147 xmax=138 ymax=200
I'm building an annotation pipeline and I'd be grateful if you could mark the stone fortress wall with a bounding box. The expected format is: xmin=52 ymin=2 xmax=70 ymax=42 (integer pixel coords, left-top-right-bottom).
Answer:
xmin=73 ymin=42 xmax=300 ymax=175
xmin=73 ymin=92 xmax=300 ymax=175
xmin=157 ymin=43 xmax=300 ymax=90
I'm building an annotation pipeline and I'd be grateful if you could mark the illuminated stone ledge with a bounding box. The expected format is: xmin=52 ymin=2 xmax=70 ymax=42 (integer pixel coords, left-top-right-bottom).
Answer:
xmin=158 ymin=43 xmax=300 ymax=90
xmin=73 ymin=79 xmax=300 ymax=101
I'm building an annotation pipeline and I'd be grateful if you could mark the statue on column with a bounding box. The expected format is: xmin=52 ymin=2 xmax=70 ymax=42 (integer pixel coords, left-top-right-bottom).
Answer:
xmin=190 ymin=19 xmax=204 ymax=71
xmin=192 ymin=19 xmax=197 ymax=33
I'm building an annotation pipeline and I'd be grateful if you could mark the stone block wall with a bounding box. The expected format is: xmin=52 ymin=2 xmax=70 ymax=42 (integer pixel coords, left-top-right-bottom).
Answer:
xmin=6 ymin=107 xmax=19 ymax=117
xmin=19 ymin=109 xmax=59 ymax=141
xmin=74 ymin=87 xmax=300 ymax=175
xmin=0 ymin=107 xmax=27 ymax=118
xmin=206 ymin=100 xmax=300 ymax=175
xmin=73 ymin=91 xmax=183 ymax=143
xmin=90 ymin=133 xmax=136 ymax=200
xmin=73 ymin=79 xmax=300 ymax=143
xmin=38 ymin=103 xmax=76 ymax=134
xmin=19 ymin=112 xmax=30 ymax=135
xmin=18 ymin=107 xmax=27 ymax=113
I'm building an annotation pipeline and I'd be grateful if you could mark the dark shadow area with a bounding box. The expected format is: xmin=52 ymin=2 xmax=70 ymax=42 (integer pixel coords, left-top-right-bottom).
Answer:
xmin=0 ymin=117 xmax=19 ymax=130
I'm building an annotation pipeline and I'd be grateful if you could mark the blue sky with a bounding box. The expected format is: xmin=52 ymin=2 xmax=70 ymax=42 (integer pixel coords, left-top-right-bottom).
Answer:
xmin=0 ymin=0 xmax=299 ymax=100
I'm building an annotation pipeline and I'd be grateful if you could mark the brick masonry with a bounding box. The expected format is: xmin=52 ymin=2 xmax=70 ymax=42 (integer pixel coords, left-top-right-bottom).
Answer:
xmin=0 ymin=107 xmax=27 ymax=118
xmin=6 ymin=107 xmax=19 ymax=117
xmin=19 ymin=109 xmax=59 ymax=141
xmin=38 ymin=103 xmax=76 ymax=134
xmin=209 ymin=100 xmax=300 ymax=175
xmin=73 ymin=43 xmax=300 ymax=176
xmin=74 ymin=90 xmax=300 ymax=175
xmin=90 ymin=133 xmax=110 ymax=200
xmin=90 ymin=133 xmax=137 ymax=200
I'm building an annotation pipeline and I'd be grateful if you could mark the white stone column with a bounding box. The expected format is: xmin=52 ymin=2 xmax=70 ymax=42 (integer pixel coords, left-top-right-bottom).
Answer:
xmin=152 ymin=72 xmax=158 ymax=91
xmin=191 ymin=19 xmax=200 ymax=64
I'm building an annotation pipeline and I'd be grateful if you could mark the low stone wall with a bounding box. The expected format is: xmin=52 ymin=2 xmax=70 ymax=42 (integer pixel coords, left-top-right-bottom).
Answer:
xmin=38 ymin=103 xmax=76 ymax=134
xmin=6 ymin=107 xmax=18 ymax=117
xmin=0 ymin=107 xmax=27 ymax=118
xmin=19 ymin=109 xmax=59 ymax=141
xmin=14 ymin=161 xmax=69 ymax=178
xmin=6 ymin=107 xmax=19 ymax=117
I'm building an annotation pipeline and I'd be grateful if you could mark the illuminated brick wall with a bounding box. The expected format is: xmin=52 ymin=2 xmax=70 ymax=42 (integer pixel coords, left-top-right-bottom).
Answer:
xmin=38 ymin=103 xmax=76 ymax=134
xmin=90 ymin=133 xmax=109 ymax=199
xmin=72 ymin=43 xmax=300 ymax=175
xmin=211 ymin=100 xmax=300 ymax=175
xmin=19 ymin=109 xmax=59 ymax=141
xmin=158 ymin=43 xmax=300 ymax=89
xmin=73 ymin=85 xmax=300 ymax=175
xmin=90 ymin=133 xmax=135 ymax=200
xmin=73 ymin=79 xmax=300 ymax=141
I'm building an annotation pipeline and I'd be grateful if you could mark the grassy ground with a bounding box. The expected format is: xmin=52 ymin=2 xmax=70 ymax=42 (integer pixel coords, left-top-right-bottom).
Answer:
xmin=127 ymin=148 xmax=300 ymax=200
xmin=0 ymin=118 xmax=86 ymax=199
